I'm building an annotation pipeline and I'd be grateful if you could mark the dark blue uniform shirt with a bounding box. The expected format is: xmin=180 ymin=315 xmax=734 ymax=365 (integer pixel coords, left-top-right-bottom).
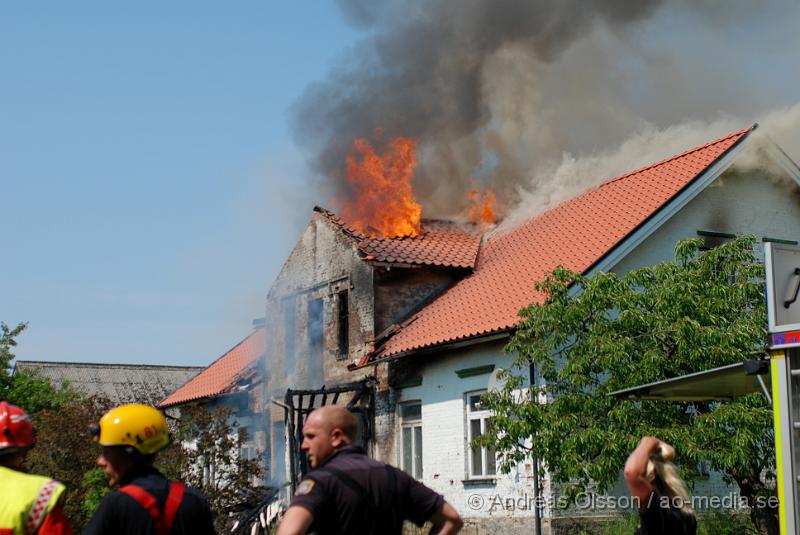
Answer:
xmin=84 ymin=466 xmax=214 ymax=535
xmin=290 ymin=445 xmax=444 ymax=535
xmin=635 ymin=491 xmax=696 ymax=535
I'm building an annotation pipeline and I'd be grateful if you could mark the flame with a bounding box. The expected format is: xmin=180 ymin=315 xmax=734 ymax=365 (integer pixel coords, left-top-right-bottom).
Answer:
xmin=467 ymin=188 xmax=497 ymax=225
xmin=342 ymin=135 xmax=422 ymax=238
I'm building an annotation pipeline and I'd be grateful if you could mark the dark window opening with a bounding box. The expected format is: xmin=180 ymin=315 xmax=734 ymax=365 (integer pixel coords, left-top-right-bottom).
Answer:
xmin=337 ymin=290 xmax=349 ymax=358
xmin=696 ymin=229 xmax=735 ymax=251
xmin=308 ymin=298 xmax=324 ymax=358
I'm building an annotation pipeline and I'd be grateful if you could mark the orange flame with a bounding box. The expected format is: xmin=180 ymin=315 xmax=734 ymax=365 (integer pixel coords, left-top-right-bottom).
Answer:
xmin=342 ymin=135 xmax=422 ymax=238
xmin=467 ymin=188 xmax=497 ymax=225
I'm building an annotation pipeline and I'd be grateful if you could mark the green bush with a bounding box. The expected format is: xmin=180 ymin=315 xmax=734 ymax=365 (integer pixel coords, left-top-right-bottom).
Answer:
xmin=80 ymin=468 xmax=111 ymax=519
xmin=577 ymin=511 xmax=757 ymax=535
xmin=573 ymin=514 xmax=639 ymax=535
xmin=697 ymin=512 xmax=758 ymax=535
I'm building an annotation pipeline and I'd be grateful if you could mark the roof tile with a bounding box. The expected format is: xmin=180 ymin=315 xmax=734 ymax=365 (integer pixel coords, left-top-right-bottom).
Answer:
xmin=315 ymin=208 xmax=481 ymax=269
xmin=159 ymin=328 xmax=265 ymax=407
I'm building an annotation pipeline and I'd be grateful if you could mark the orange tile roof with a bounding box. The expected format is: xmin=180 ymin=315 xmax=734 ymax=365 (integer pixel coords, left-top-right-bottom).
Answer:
xmin=159 ymin=328 xmax=265 ymax=408
xmin=315 ymin=207 xmax=480 ymax=269
xmin=358 ymin=127 xmax=753 ymax=365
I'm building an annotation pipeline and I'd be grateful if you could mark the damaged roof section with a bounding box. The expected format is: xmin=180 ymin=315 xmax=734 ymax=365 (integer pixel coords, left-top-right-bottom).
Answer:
xmin=159 ymin=327 xmax=265 ymax=408
xmin=356 ymin=126 xmax=754 ymax=366
xmin=314 ymin=206 xmax=481 ymax=269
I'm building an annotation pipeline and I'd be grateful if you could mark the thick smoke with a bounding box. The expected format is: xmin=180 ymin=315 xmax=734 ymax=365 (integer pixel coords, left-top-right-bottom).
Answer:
xmin=292 ymin=0 xmax=800 ymax=222
xmin=498 ymin=104 xmax=800 ymax=232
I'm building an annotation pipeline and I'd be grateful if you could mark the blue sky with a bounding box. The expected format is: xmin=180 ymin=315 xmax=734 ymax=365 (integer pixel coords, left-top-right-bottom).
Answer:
xmin=1 ymin=2 xmax=362 ymax=365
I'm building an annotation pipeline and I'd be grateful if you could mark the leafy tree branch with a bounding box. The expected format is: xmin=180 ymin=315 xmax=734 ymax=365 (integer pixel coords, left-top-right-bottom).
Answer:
xmin=479 ymin=237 xmax=776 ymax=534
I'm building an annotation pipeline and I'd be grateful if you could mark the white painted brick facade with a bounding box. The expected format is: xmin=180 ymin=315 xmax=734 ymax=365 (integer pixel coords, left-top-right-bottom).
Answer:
xmin=396 ymin=343 xmax=546 ymax=525
xmin=383 ymin=163 xmax=800 ymax=533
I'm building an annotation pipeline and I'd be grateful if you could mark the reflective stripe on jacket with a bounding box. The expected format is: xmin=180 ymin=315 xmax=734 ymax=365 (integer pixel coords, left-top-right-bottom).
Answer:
xmin=0 ymin=466 xmax=66 ymax=535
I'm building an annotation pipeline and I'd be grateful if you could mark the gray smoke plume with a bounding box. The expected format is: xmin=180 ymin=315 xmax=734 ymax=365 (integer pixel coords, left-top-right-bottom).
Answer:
xmin=291 ymin=0 xmax=800 ymax=220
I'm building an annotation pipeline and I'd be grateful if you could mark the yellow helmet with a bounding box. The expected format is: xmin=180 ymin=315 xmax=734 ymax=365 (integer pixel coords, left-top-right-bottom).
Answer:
xmin=95 ymin=404 xmax=170 ymax=455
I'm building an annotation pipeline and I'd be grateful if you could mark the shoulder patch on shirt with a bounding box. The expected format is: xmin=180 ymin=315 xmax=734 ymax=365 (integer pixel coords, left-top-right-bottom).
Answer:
xmin=295 ymin=479 xmax=315 ymax=496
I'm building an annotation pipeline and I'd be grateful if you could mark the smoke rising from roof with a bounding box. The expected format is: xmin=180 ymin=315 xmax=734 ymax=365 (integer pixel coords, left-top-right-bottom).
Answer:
xmin=291 ymin=0 xmax=800 ymax=223
xmin=498 ymin=103 xmax=800 ymax=232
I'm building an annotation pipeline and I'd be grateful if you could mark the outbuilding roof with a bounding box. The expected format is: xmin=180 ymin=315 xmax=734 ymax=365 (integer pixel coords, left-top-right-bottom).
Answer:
xmin=314 ymin=207 xmax=481 ymax=269
xmin=357 ymin=126 xmax=753 ymax=365
xmin=13 ymin=360 xmax=203 ymax=407
xmin=159 ymin=327 xmax=265 ymax=408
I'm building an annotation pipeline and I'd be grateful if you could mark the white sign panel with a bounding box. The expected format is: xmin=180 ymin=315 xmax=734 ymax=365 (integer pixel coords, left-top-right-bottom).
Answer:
xmin=765 ymin=242 xmax=800 ymax=336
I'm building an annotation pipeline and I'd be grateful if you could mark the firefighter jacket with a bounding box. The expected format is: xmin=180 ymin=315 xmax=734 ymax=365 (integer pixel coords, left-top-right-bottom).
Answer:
xmin=0 ymin=465 xmax=72 ymax=535
xmin=84 ymin=466 xmax=214 ymax=535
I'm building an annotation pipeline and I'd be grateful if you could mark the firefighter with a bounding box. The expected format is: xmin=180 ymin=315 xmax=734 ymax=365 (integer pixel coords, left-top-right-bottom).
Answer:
xmin=0 ymin=401 xmax=74 ymax=535
xmin=85 ymin=404 xmax=214 ymax=535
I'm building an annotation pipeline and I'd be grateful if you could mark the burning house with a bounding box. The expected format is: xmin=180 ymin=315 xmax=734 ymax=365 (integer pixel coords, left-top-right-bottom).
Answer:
xmin=262 ymin=204 xmax=482 ymax=485
xmin=244 ymin=124 xmax=800 ymax=534
xmin=150 ymin=0 xmax=800 ymax=531
xmin=161 ymin=122 xmax=800 ymax=533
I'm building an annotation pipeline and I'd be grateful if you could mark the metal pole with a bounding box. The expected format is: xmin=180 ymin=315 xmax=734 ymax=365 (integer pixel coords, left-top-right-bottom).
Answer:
xmin=529 ymin=362 xmax=542 ymax=535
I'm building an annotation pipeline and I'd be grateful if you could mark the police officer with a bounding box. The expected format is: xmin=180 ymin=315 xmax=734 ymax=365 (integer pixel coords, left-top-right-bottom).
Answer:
xmin=277 ymin=405 xmax=463 ymax=535
xmin=84 ymin=404 xmax=214 ymax=535
xmin=0 ymin=401 xmax=74 ymax=535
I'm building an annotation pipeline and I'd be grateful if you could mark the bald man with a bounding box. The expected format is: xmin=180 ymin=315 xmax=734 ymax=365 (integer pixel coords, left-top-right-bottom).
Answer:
xmin=277 ymin=406 xmax=463 ymax=535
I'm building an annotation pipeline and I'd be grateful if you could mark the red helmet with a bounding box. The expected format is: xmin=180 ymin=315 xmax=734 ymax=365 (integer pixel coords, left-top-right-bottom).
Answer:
xmin=0 ymin=401 xmax=36 ymax=454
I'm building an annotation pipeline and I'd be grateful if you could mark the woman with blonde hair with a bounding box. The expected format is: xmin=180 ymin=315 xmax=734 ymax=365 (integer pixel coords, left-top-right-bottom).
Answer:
xmin=624 ymin=436 xmax=697 ymax=535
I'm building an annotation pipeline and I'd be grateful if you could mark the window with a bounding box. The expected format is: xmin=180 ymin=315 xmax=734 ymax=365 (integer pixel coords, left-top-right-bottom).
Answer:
xmin=696 ymin=229 xmax=735 ymax=252
xmin=337 ymin=290 xmax=349 ymax=359
xmin=240 ymin=444 xmax=256 ymax=461
xmin=308 ymin=298 xmax=323 ymax=358
xmin=400 ymin=402 xmax=423 ymax=479
xmin=466 ymin=391 xmax=496 ymax=478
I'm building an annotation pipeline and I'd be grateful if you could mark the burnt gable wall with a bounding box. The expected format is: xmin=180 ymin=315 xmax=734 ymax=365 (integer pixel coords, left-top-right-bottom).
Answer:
xmin=265 ymin=211 xmax=375 ymax=389
xmin=373 ymin=267 xmax=465 ymax=336
xmin=262 ymin=211 xmax=469 ymax=478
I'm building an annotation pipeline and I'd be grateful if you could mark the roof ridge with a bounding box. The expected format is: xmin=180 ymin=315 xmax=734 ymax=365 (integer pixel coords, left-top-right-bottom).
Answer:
xmin=600 ymin=125 xmax=754 ymax=188
xmin=315 ymin=206 xmax=476 ymax=241
xmin=14 ymin=360 xmax=204 ymax=369
xmin=489 ymin=125 xmax=754 ymax=245
xmin=419 ymin=218 xmax=467 ymax=225
xmin=196 ymin=327 xmax=264 ymax=370
xmin=159 ymin=327 xmax=265 ymax=407
xmin=313 ymin=206 xmax=366 ymax=241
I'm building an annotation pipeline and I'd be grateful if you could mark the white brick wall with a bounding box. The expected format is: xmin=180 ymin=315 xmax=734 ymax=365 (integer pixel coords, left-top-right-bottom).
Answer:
xmin=396 ymin=342 xmax=545 ymax=522
xmin=384 ymin=163 xmax=800 ymax=532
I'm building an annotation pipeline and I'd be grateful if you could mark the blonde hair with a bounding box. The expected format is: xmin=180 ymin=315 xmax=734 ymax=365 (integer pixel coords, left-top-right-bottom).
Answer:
xmin=646 ymin=443 xmax=695 ymax=516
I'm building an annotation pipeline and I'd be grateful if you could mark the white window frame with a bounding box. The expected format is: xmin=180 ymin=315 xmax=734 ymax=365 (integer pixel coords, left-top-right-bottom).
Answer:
xmin=465 ymin=390 xmax=496 ymax=478
xmin=399 ymin=401 xmax=423 ymax=480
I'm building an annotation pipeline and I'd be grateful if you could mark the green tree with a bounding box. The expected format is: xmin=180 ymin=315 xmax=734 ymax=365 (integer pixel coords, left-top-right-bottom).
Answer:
xmin=2 ymin=321 xmax=102 ymax=529
xmin=480 ymin=237 xmax=776 ymax=534
xmin=0 ymin=322 xmax=26 ymax=394
xmin=158 ymin=404 xmax=266 ymax=532
xmin=1 ymin=322 xmax=75 ymax=412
